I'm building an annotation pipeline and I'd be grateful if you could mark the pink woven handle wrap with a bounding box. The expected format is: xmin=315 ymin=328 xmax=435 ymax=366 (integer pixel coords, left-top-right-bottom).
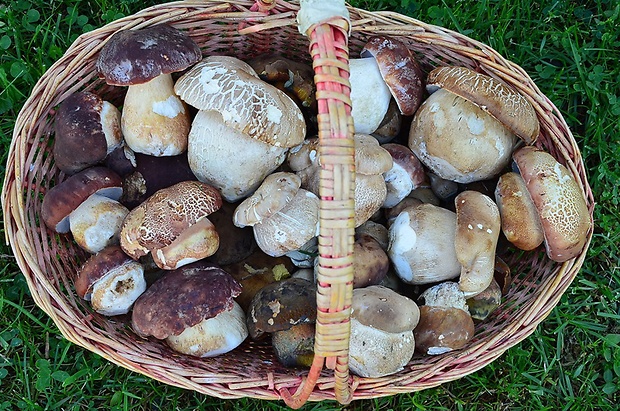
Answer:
xmin=280 ymin=0 xmax=356 ymax=407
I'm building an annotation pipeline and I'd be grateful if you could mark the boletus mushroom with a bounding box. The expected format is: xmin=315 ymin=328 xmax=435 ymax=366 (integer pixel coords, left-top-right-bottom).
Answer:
xmin=120 ymin=180 xmax=222 ymax=270
xmin=131 ymin=261 xmax=247 ymax=357
xmin=76 ymin=245 xmax=146 ymax=316
xmin=96 ymin=24 xmax=201 ymax=156
xmin=349 ymin=285 xmax=420 ymax=378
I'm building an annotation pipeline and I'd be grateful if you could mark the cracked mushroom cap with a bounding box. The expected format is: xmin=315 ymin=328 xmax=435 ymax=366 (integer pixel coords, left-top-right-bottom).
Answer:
xmin=246 ymin=277 xmax=316 ymax=340
xmin=455 ymin=190 xmax=501 ymax=297
xmin=360 ymin=35 xmax=425 ymax=116
xmin=96 ymin=24 xmax=201 ymax=86
xmin=41 ymin=167 xmax=123 ymax=234
xmin=174 ymin=56 xmax=306 ymax=148
xmin=119 ymin=180 xmax=222 ymax=264
xmin=53 ymin=91 xmax=122 ymax=175
xmin=512 ymin=146 xmax=591 ymax=262
xmin=131 ymin=261 xmax=242 ymax=339
xmin=426 ymin=66 xmax=540 ymax=144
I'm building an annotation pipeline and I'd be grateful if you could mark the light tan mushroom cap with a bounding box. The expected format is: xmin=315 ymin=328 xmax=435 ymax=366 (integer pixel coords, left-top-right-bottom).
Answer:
xmin=513 ymin=146 xmax=591 ymax=262
xmin=355 ymin=134 xmax=393 ymax=175
xmin=351 ymin=285 xmax=420 ymax=333
xmin=174 ymin=56 xmax=306 ymax=148
xmin=495 ymin=172 xmax=545 ymax=250
xmin=427 ymin=66 xmax=540 ymax=144
xmin=454 ymin=191 xmax=501 ymax=297
xmin=120 ymin=181 xmax=222 ymax=260
xmin=233 ymin=172 xmax=302 ymax=227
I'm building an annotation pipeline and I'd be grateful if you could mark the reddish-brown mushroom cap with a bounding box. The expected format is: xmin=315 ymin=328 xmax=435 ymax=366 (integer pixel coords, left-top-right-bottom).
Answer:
xmin=131 ymin=261 xmax=242 ymax=339
xmin=512 ymin=146 xmax=591 ymax=262
xmin=41 ymin=167 xmax=123 ymax=233
xmin=96 ymin=24 xmax=201 ymax=86
xmin=53 ymin=92 xmax=121 ymax=175
xmin=426 ymin=66 xmax=540 ymax=144
xmin=360 ymin=36 xmax=425 ymax=116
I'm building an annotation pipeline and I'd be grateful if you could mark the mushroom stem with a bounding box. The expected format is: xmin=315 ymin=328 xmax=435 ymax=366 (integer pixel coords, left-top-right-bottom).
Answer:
xmin=122 ymin=73 xmax=189 ymax=156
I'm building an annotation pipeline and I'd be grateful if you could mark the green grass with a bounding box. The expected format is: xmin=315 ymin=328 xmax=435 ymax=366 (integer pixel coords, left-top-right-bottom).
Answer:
xmin=1 ymin=0 xmax=619 ymax=409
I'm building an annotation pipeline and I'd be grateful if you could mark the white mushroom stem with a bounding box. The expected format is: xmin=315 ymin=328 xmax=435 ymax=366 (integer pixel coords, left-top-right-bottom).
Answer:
xmin=152 ymin=218 xmax=220 ymax=270
xmin=89 ymin=260 xmax=146 ymax=316
xmin=349 ymin=58 xmax=392 ymax=134
xmin=122 ymin=73 xmax=189 ymax=156
xmin=455 ymin=191 xmax=501 ymax=297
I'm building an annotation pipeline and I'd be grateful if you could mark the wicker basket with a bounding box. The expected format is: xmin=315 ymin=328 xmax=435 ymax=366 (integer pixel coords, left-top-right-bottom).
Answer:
xmin=2 ymin=0 xmax=594 ymax=407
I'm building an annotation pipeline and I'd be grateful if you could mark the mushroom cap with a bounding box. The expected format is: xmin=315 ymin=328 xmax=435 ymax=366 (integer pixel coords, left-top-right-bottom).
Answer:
xmin=512 ymin=146 xmax=591 ymax=262
xmin=246 ymin=277 xmax=316 ymax=340
xmin=414 ymin=305 xmax=475 ymax=355
xmin=387 ymin=204 xmax=461 ymax=284
xmin=120 ymin=180 xmax=222 ymax=260
xmin=408 ymin=88 xmax=517 ymax=184
xmin=272 ymin=322 xmax=316 ymax=368
xmin=131 ymin=261 xmax=242 ymax=339
xmin=165 ymin=301 xmax=248 ymax=357
xmin=352 ymin=235 xmax=390 ymax=288
xmin=75 ymin=245 xmax=136 ymax=299
xmin=466 ymin=278 xmax=502 ymax=321
xmin=495 ymin=171 xmax=545 ymax=250
xmin=233 ymin=172 xmax=302 ymax=227
xmin=360 ymin=35 xmax=425 ymax=116
xmin=41 ymin=167 xmax=123 ymax=233
xmin=351 ymin=285 xmax=420 ymax=333
xmin=419 ymin=282 xmax=469 ymax=312
xmin=175 ymin=56 xmax=306 ymax=148
xmin=96 ymin=24 xmax=201 ymax=86
xmin=355 ymin=134 xmax=393 ymax=176
xmin=53 ymin=92 xmax=121 ymax=175
xmin=426 ymin=66 xmax=540 ymax=144
xmin=454 ymin=190 xmax=501 ymax=297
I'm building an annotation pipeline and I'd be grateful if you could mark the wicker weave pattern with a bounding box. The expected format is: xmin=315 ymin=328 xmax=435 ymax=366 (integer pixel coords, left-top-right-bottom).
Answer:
xmin=2 ymin=0 xmax=594 ymax=404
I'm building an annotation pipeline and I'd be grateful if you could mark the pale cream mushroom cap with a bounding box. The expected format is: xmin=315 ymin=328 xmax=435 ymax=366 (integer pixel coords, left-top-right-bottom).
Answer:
xmin=408 ymin=88 xmax=517 ymax=184
xmin=174 ymin=56 xmax=306 ymax=148
xmin=512 ymin=146 xmax=591 ymax=262
xmin=455 ymin=190 xmax=501 ymax=297
xmin=427 ymin=66 xmax=540 ymax=144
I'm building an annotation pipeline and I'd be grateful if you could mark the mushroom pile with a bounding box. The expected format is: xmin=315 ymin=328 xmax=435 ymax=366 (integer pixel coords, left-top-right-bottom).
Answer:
xmin=41 ymin=25 xmax=591 ymax=377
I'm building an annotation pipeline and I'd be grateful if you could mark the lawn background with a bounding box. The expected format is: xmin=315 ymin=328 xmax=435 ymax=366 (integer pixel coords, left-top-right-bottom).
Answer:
xmin=1 ymin=0 xmax=619 ymax=410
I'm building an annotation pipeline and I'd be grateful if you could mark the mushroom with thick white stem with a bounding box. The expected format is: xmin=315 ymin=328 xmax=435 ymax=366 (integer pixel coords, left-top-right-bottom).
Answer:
xmin=387 ymin=203 xmax=461 ymax=285
xmin=120 ymin=180 xmax=222 ymax=270
xmin=381 ymin=143 xmax=428 ymax=208
xmin=350 ymin=35 xmax=425 ymax=134
xmin=131 ymin=261 xmax=247 ymax=358
xmin=96 ymin=24 xmax=201 ymax=156
xmin=512 ymin=146 xmax=591 ymax=262
xmin=408 ymin=66 xmax=539 ymax=183
xmin=414 ymin=282 xmax=476 ymax=355
xmin=455 ymin=190 xmax=501 ymax=298
xmin=348 ymin=285 xmax=420 ymax=378
xmin=174 ymin=56 xmax=306 ymax=202
xmin=75 ymin=245 xmax=146 ymax=316
xmin=233 ymin=172 xmax=319 ymax=257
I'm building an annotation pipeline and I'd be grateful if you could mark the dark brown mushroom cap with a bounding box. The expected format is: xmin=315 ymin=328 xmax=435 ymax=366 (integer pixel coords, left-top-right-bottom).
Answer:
xmin=53 ymin=92 xmax=117 ymax=175
xmin=360 ymin=36 xmax=425 ymax=116
xmin=246 ymin=277 xmax=316 ymax=340
xmin=414 ymin=305 xmax=475 ymax=355
xmin=426 ymin=66 xmax=540 ymax=144
xmin=75 ymin=245 xmax=134 ymax=298
xmin=41 ymin=167 xmax=123 ymax=233
xmin=96 ymin=24 xmax=201 ymax=86
xmin=131 ymin=261 xmax=242 ymax=339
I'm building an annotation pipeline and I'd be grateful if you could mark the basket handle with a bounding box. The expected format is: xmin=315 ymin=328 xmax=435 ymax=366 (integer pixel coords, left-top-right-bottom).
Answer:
xmin=279 ymin=0 xmax=355 ymax=408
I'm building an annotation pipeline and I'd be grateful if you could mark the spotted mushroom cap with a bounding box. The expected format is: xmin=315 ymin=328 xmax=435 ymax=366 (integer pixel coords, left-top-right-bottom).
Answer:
xmin=131 ymin=261 xmax=242 ymax=339
xmin=174 ymin=56 xmax=306 ymax=148
xmin=120 ymin=180 xmax=222 ymax=260
xmin=512 ymin=146 xmax=591 ymax=262
xmin=96 ymin=24 xmax=202 ymax=86
xmin=360 ymin=35 xmax=425 ymax=116
xmin=426 ymin=66 xmax=540 ymax=144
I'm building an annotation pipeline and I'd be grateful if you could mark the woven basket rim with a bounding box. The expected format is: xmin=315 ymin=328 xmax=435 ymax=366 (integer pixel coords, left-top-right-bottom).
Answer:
xmin=2 ymin=0 xmax=594 ymax=404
